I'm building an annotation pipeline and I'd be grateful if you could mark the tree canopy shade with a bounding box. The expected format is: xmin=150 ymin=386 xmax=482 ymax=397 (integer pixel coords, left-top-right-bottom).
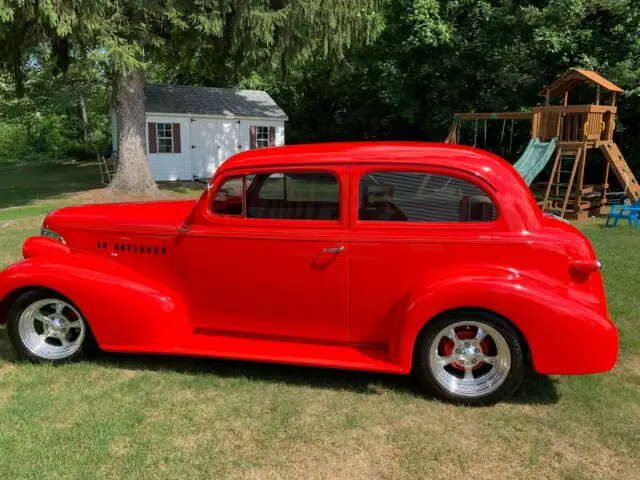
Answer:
xmin=2 ymin=0 xmax=640 ymax=185
xmin=0 ymin=0 xmax=386 ymax=192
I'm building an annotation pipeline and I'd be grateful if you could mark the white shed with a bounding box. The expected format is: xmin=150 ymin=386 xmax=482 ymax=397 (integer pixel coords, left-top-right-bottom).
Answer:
xmin=111 ymin=84 xmax=288 ymax=181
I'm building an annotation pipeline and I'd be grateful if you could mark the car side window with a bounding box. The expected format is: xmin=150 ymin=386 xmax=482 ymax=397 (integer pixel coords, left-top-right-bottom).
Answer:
xmin=359 ymin=171 xmax=497 ymax=222
xmin=211 ymin=176 xmax=245 ymax=216
xmin=247 ymin=172 xmax=339 ymax=220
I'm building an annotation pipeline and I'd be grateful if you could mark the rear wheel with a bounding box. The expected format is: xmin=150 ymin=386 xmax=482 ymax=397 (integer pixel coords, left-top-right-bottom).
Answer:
xmin=7 ymin=290 xmax=92 ymax=363
xmin=415 ymin=312 xmax=525 ymax=405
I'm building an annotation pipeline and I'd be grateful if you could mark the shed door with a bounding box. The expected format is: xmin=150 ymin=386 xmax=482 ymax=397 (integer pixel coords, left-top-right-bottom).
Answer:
xmin=190 ymin=119 xmax=239 ymax=179
xmin=190 ymin=119 xmax=218 ymax=179
xmin=216 ymin=120 xmax=239 ymax=166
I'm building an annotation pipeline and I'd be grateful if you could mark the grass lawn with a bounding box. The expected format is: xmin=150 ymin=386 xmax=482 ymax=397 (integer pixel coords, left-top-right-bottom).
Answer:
xmin=1 ymin=163 xmax=639 ymax=479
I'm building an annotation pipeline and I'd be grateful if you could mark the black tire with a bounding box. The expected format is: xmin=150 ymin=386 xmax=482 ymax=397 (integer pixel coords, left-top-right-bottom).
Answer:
xmin=7 ymin=289 xmax=95 ymax=363
xmin=414 ymin=310 xmax=525 ymax=406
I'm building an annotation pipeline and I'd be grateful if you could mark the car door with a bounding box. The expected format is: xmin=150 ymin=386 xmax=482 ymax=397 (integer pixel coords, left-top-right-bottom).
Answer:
xmin=176 ymin=164 xmax=350 ymax=342
xmin=347 ymin=164 xmax=502 ymax=346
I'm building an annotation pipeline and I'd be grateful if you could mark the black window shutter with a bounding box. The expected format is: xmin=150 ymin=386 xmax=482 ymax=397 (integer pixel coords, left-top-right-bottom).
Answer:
xmin=268 ymin=126 xmax=276 ymax=146
xmin=172 ymin=123 xmax=181 ymax=153
xmin=249 ymin=125 xmax=257 ymax=149
xmin=148 ymin=123 xmax=157 ymax=153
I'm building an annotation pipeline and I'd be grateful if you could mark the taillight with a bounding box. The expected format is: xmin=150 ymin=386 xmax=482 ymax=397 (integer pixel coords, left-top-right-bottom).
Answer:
xmin=570 ymin=260 xmax=602 ymax=274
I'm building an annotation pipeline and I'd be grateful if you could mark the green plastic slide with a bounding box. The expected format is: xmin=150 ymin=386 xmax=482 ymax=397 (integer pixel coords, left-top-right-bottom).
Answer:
xmin=513 ymin=137 xmax=558 ymax=186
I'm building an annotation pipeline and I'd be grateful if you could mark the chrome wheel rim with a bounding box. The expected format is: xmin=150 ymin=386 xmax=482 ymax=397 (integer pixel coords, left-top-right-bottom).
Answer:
xmin=429 ymin=321 xmax=511 ymax=398
xmin=18 ymin=299 xmax=85 ymax=360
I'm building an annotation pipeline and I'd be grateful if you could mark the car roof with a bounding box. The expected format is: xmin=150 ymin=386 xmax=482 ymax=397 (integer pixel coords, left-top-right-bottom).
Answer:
xmin=217 ymin=141 xmax=512 ymax=176
xmin=212 ymin=142 xmax=542 ymax=231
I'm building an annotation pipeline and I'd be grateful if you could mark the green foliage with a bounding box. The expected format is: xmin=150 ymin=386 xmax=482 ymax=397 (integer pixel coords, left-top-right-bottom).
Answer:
xmin=0 ymin=51 xmax=111 ymax=165
xmin=148 ymin=0 xmax=386 ymax=86
xmin=266 ymin=0 xmax=640 ymax=166
xmin=2 ymin=0 xmax=640 ymax=170
xmin=0 ymin=1 xmax=386 ymax=173
xmin=408 ymin=0 xmax=451 ymax=47
xmin=0 ymin=116 xmax=71 ymax=164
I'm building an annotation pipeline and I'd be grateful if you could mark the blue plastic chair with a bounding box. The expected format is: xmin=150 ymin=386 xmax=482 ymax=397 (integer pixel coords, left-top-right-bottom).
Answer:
xmin=605 ymin=199 xmax=640 ymax=228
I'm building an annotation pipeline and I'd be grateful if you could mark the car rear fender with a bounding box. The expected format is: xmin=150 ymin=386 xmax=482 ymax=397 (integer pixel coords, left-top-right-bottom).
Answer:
xmin=390 ymin=267 xmax=617 ymax=375
xmin=0 ymin=250 xmax=188 ymax=350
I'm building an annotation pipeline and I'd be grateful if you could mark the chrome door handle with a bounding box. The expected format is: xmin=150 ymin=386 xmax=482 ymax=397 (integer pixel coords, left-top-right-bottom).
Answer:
xmin=322 ymin=246 xmax=344 ymax=253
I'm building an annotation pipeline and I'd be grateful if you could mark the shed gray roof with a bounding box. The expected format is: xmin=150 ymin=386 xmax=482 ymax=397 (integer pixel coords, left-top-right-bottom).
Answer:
xmin=144 ymin=84 xmax=288 ymax=120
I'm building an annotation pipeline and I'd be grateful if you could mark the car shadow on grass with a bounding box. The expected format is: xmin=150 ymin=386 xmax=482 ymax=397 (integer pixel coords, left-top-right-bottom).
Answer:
xmin=0 ymin=329 xmax=558 ymax=405
xmin=94 ymin=351 xmax=559 ymax=405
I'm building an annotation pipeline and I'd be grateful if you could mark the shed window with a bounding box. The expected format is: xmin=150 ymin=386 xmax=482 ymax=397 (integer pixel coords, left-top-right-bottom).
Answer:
xmin=148 ymin=122 xmax=181 ymax=154
xmin=250 ymin=125 xmax=276 ymax=149
xmin=256 ymin=126 xmax=269 ymax=148
xmin=359 ymin=171 xmax=497 ymax=222
xmin=157 ymin=123 xmax=173 ymax=153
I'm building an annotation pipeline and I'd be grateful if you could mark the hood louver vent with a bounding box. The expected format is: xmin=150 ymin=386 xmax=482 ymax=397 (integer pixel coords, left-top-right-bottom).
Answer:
xmin=112 ymin=243 xmax=167 ymax=255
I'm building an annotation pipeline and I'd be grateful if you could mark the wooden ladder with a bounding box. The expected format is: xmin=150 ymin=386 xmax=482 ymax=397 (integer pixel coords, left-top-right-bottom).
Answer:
xmin=542 ymin=146 xmax=585 ymax=218
xmin=600 ymin=142 xmax=640 ymax=203
xmin=98 ymin=152 xmax=116 ymax=185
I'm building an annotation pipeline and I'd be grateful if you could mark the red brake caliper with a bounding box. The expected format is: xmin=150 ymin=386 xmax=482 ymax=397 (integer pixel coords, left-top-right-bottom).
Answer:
xmin=440 ymin=327 xmax=489 ymax=371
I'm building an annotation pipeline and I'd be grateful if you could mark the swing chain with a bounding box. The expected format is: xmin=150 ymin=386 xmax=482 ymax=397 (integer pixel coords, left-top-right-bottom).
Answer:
xmin=473 ymin=120 xmax=478 ymax=147
xmin=484 ymin=120 xmax=487 ymax=148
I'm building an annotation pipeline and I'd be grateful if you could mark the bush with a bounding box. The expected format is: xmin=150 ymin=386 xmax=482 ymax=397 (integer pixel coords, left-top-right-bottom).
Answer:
xmin=0 ymin=113 xmax=111 ymax=166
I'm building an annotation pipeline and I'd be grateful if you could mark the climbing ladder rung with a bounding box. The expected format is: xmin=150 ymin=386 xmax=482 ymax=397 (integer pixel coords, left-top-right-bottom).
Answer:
xmin=601 ymin=143 xmax=640 ymax=203
xmin=541 ymin=145 xmax=584 ymax=218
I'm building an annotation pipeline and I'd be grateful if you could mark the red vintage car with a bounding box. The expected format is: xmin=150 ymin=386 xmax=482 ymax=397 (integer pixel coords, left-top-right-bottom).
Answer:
xmin=0 ymin=142 xmax=618 ymax=404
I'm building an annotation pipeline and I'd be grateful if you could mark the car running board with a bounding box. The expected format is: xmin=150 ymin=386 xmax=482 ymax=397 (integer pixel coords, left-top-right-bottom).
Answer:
xmin=102 ymin=333 xmax=405 ymax=374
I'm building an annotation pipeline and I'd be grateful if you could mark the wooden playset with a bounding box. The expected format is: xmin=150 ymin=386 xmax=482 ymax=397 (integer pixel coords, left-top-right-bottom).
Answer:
xmin=445 ymin=69 xmax=639 ymax=220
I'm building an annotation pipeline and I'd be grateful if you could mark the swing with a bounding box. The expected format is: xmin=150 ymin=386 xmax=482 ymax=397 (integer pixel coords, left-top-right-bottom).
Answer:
xmin=458 ymin=117 xmax=515 ymax=155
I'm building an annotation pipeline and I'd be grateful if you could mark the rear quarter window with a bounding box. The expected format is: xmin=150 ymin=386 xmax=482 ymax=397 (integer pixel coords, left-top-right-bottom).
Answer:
xmin=359 ymin=171 xmax=497 ymax=222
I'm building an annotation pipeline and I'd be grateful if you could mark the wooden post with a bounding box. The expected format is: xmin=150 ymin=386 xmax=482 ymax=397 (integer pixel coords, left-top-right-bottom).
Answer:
xmin=445 ymin=121 xmax=458 ymax=144
xmin=545 ymin=88 xmax=550 ymax=106
xmin=542 ymin=148 xmax=562 ymax=212
xmin=595 ymin=85 xmax=600 ymax=105
xmin=555 ymin=150 xmax=562 ymax=197
xmin=576 ymin=147 xmax=587 ymax=212
xmin=611 ymin=92 xmax=616 ymax=106
xmin=601 ymin=161 xmax=610 ymax=210
xmin=556 ymin=111 xmax=563 ymax=138
xmin=563 ymin=91 xmax=569 ymax=106
xmin=560 ymin=147 xmax=581 ymax=218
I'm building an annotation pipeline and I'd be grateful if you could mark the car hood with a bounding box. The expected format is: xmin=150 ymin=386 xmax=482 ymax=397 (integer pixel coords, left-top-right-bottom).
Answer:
xmin=44 ymin=200 xmax=198 ymax=234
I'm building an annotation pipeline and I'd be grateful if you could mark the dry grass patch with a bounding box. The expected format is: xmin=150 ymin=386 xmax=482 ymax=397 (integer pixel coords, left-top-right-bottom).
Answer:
xmin=615 ymin=356 xmax=640 ymax=380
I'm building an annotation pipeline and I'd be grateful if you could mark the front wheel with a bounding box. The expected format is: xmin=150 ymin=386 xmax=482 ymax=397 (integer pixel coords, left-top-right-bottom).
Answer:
xmin=415 ymin=312 xmax=525 ymax=405
xmin=7 ymin=290 xmax=92 ymax=363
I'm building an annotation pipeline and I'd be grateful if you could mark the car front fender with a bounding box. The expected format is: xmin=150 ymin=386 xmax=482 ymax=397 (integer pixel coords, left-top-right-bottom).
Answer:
xmin=390 ymin=267 xmax=617 ymax=375
xmin=0 ymin=248 xmax=189 ymax=351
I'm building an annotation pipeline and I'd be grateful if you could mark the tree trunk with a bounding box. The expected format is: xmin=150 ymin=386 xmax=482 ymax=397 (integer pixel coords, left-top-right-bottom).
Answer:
xmin=78 ymin=93 xmax=89 ymax=144
xmin=108 ymin=69 xmax=157 ymax=193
